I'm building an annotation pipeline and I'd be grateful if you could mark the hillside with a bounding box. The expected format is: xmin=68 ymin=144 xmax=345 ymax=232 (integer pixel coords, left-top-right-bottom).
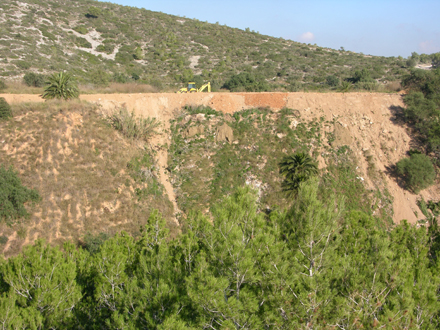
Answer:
xmin=0 ymin=0 xmax=415 ymax=92
xmin=2 ymin=91 xmax=439 ymax=257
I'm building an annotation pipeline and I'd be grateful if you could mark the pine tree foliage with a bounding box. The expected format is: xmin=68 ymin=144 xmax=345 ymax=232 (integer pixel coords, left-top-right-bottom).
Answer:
xmin=1 ymin=184 xmax=440 ymax=328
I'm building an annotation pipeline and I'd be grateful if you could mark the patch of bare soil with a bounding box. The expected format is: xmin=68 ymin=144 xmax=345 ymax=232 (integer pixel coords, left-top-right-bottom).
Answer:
xmin=0 ymin=101 xmax=174 ymax=256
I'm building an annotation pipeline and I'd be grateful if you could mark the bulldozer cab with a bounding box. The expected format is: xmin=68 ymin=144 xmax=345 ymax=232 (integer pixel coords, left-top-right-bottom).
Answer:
xmin=187 ymin=82 xmax=196 ymax=90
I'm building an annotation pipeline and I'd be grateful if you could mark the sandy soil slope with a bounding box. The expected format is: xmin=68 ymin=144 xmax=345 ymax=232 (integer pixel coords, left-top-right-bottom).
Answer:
xmin=2 ymin=92 xmax=439 ymax=224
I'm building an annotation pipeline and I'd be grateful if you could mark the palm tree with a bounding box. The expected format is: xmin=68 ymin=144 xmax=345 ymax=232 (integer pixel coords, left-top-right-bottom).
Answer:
xmin=42 ymin=72 xmax=79 ymax=101
xmin=279 ymin=152 xmax=318 ymax=196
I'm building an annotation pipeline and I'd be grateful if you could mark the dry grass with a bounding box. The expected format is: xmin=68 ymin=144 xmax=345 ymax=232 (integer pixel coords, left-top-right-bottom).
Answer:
xmin=0 ymin=100 xmax=174 ymax=256
xmin=384 ymin=81 xmax=402 ymax=92
xmin=79 ymin=82 xmax=159 ymax=94
xmin=0 ymin=81 xmax=43 ymax=94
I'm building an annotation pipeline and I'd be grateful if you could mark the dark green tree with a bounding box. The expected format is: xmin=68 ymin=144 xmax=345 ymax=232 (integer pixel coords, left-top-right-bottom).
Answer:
xmin=432 ymin=53 xmax=440 ymax=69
xmin=326 ymin=75 xmax=340 ymax=87
xmin=23 ymin=72 xmax=46 ymax=87
xmin=0 ymin=97 xmax=12 ymax=119
xmin=396 ymin=153 xmax=436 ymax=193
xmin=0 ymin=240 xmax=82 ymax=329
xmin=187 ymin=187 xmax=275 ymax=329
xmin=278 ymin=179 xmax=344 ymax=327
xmin=0 ymin=165 xmax=40 ymax=222
xmin=86 ymin=6 xmax=101 ymax=18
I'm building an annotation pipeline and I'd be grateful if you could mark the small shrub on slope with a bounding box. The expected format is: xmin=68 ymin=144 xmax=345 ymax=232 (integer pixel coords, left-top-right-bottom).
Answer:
xmin=396 ymin=153 xmax=436 ymax=193
xmin=0 ymin=165 xmax=40 ymax=222
xmin=23 ymin=72 xmax=46 ymax=87
xmin=0 ymin=97 xmax=12 ymax=119
xmin=108 ymin=107 xmax=160 ymax=142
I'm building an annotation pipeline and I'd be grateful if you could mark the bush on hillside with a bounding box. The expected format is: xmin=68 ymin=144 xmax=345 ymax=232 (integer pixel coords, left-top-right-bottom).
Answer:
xmin=90 ymin=68 xmax=110 ymax=87
xmin=23 ymin=72 xmax=46 ymax=87
xmin=0 ymin=79 xmax=6 ymax=91
xmin=326 ymin=75 xmax=340 ymax=87
xmin=0 ymin=165 xmax=40 ymax=222
xmin=108 ymin=107 xmax=161 ymax=142
xmin=0 ymin=97 xmax=12 ymax=119
xmin=73 ymin=25 xmax=88 ymax=35
xmin=396 ymin=153 xmax=436 ymax=193
xmin=75 ymin=36 xmax=92 ymax=49
xmin=223 ymin=72 xmax=269 ymax=92
xmin=402 ymin=69 xmax=440 ymax=154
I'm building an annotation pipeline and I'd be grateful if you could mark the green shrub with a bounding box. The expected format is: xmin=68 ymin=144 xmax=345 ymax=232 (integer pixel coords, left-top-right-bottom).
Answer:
xmin=396 ymin=153 xmax=436 ymax=193
xmin=96 ymin=43 xmax=114 ymax=54
xmin=73 ymin=25 xmax=88 ymax=35
xmin=82 ymin=232 xmax=110 ymax=254
xmin=108 ymin=107 xmax=160 ymax=142
xmin=0 ymin=97 xmax=12 ymax=119
xmin=23 ymin=72 xmax=46 ymax=87
xmin=13 ymin=60 xmax=31 ymax=70
xmin=42 ymin=72 xmax=79 ymax=100
xmin=90 ymin=68 xmax=110 ymax=86
xmin=0 ymin=235 xmax=7 ymax=245
xmin=113 ymin=72 xmax=129 ymax=83
xmin=223 ymin=72 xmax=269 ymax=92
xmin=326 ymin=75 xmax=340 ymax=87
xmin=75 ymin=36 xmax=92 ymax=48
xmin=0 ymin=79 xmax=6 ymax=90
xmin=86 ymin=6 xmax=101 ymax=18
xmin=0 ymin=165 xmax=40 ymax=222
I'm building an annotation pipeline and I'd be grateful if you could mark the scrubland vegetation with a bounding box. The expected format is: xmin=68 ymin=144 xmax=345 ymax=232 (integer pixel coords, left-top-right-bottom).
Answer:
xmin=2 ymin=0 xmax=440 ymax=328
xmin=1 ymin=67 xmax=440 ymax=327
xmin=0 ymin=0 xmax=438 ymax=93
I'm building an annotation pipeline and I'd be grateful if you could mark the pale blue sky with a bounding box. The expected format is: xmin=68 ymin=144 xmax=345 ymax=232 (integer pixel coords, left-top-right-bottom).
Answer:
xmin=99 ymin=0 xmax=440 ymax=57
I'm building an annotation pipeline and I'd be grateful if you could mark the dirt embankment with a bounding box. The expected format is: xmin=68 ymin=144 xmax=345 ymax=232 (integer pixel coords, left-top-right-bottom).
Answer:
xmin=2 ymin=92 xmax=438 ymax=224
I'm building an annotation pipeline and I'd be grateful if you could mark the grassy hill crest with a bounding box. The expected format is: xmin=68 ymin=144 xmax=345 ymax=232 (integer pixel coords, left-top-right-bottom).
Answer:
xmin=0 ymin=0 xmax=421 ymax=92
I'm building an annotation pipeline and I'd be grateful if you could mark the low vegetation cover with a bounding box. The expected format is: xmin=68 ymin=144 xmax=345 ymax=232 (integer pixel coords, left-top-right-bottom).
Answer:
xmin=0 ymin=101 xmax=176 ymax=255
xmin=0 ymin=0 xmax=437 ymax=93
xmin=168 ymin=105 xmax=392 ymax=220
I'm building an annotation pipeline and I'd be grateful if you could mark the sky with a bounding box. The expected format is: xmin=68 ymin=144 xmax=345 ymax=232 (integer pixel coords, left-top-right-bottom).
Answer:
xmin=99 ymin=0 xmax=440 ymax=58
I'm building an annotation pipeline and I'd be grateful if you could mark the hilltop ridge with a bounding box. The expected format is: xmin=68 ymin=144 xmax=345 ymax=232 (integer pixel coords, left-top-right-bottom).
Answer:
xmin=0 ymin=0 xmax=413 ymax=92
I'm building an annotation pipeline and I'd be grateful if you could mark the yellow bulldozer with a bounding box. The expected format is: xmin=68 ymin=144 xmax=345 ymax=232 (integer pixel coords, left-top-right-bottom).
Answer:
xmin=177 ymin=82 xmax=211 ymax=93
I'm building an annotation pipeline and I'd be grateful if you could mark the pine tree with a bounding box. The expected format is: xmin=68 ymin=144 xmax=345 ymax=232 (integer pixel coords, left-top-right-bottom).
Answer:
xmin=277 ymin=178 xmax=344 ymax=328
xmin=187 ymin=187 xmax=274 ymax=329
xmin=0 ymin=240 xmax=81 ymax=329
